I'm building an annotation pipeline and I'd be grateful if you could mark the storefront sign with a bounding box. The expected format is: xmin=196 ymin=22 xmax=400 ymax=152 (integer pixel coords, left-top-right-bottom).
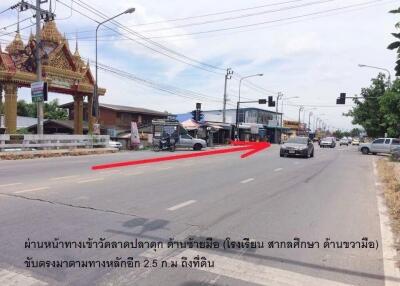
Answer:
xmin=131 ymin=122 xmax=140 ymax=145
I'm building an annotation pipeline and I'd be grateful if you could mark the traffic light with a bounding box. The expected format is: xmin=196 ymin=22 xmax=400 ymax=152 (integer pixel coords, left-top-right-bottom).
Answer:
xmin=336 ymin=93 xmax=346 ymax=104
xmin=268 ymin=96 xmax=276 ymax=107
xmin=191 ymin=103 xmax=204 ymax=122
xmin=258 ymin=99 xmax=267 ymax=104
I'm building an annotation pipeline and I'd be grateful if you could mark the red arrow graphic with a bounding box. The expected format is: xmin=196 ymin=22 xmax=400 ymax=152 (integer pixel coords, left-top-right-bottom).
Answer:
xmin=91 ymin=141 xmax=270 ymax=170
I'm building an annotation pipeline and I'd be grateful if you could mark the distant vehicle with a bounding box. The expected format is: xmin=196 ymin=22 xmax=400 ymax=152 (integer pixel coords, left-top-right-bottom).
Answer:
xmin=320 ymin=137 xmax=336 ymax=148
xmin=347 ymin=137 xmax=353 ymax=144
xmin=359 ymin=138 xmax=400 ymax=155
xmin=280 ymin=136 xmax=314 ymax=158
xmin=351 ymin=138 xmax=360 ymax=146
xmin=339 ymin=138 xmax=349 ymax=146
xmin=108 ymin=140 xmax=122 ymax=150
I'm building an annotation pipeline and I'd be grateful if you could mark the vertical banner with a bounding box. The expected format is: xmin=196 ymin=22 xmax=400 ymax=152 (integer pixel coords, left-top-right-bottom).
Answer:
xmin=131 ymin=122 xmax=140 ymax=146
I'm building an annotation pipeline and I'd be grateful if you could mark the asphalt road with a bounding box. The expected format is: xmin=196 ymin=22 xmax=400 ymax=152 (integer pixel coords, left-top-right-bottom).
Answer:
xmin=0 ymin=144 xmax=393 ymax=286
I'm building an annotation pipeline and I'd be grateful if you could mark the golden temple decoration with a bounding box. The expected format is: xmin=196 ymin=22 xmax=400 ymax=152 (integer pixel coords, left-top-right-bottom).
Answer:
xmin=41 ymin=21 xmax=62 ymax=43
xmin=6 ymin=32 xmax=24 ymax=55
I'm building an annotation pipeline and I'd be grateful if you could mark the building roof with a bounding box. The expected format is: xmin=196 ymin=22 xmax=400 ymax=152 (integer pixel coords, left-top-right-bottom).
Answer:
xmin=59 ymin=102 xmax=168 ymax=117
xmin=26 ymin=119 xmax=88 ymax=131
xmin=0 ymin=116 xmax=38 ymax=129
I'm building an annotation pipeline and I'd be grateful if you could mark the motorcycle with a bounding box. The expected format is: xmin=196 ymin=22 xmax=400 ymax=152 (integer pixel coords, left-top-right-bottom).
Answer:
xmin=152 ymin=136 xmax=176 ymax=152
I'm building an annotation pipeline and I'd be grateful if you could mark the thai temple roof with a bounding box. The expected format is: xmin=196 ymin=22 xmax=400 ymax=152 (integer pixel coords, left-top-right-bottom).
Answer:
xmin=5 ymin=32 xmax=24 ymax=54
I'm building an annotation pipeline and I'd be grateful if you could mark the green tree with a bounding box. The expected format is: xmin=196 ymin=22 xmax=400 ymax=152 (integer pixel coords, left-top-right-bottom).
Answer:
xmin=350 ymin=128 xmax=362 ymax=138
xmin=379 ymin=79 xmax=400 ymax=137
xmin=44 ymin=99 xmax=67 ymax=120
xmin=345 ymin=74 xmax=387 ymax=138
xmin=17 ymin=99 xmax=67 ymax=120
xmin=388 ymin=7 xmax=400 ymax=76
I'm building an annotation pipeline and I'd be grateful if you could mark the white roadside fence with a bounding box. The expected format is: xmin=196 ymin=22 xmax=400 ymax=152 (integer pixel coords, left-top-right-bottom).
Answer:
xmin=0 ymin=134 xmax=110 ymax=151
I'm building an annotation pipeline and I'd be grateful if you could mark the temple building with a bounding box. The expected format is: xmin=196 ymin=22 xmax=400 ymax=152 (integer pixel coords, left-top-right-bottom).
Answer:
xmin=0 ymin=21 xmax=105 ymax=134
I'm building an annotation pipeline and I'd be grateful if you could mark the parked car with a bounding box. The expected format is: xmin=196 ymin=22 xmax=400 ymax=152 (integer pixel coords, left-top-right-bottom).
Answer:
xmin=347 ymin=137 xmax=353 ymax=144
xmin=339 ymin=138 xmax=348 ymax=146
xmin=280 ymin=137 xmax=314 ymax=158
xmin=351 ymin=138 xmax=360 ymax=146
xmin=176 ymin=134 xmax=207 ymax=151
xmin=320 ymin=137 xmax=336 ymax=148
xmin=359 ymin=138 xmax=400 ymax=155
xmin=108 ymin=140 xmax=122 ymax=150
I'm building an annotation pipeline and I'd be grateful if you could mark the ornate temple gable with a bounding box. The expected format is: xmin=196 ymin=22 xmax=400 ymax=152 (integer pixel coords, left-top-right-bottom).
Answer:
xmin=47 ymin=43 xmax=77 ymax=72
xmin=81 ymin=63 xmax=94 ymax=85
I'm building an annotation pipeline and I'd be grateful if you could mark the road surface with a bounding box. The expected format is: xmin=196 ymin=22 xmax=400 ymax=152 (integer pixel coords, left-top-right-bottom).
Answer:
xmin=0 ymin=144 xmax=395 ymax=286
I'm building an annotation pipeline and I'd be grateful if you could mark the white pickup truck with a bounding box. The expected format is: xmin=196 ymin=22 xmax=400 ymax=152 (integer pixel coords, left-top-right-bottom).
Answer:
xmin=358 ymin=138 xmax=400 ymax=155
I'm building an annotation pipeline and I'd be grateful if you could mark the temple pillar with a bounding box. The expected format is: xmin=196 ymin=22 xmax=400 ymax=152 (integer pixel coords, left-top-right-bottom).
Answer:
xmin=73 ymin=95 xmax=84 ymax=134
xmin=4 ymin=83 xmax=17 ymax=134
xmin=87 ymin=95 xmax=94 ymax=134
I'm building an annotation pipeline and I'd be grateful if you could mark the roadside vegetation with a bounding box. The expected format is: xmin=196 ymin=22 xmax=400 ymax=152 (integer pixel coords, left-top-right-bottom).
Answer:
xmin=377 ymin=159 xmax=400 ymax=252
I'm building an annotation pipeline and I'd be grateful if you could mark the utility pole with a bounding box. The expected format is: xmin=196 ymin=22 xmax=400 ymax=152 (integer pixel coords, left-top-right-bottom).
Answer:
xmin=308 ymin=112 xmax=313 ymax=135
xmin=222 ymin=68 xmax=233 ymax=123
xmin=35 ymin=0 xmax=43 ymax=135
xmin=17 ymin=0 xmax=55 ymax=135
xmin=298 ymin=106 xmax=304 ymax=135
xmin=275 ymin=92 xmax=283 ymax=143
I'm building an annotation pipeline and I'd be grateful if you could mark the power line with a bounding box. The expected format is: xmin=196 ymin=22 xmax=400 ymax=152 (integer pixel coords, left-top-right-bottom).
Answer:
xmin=62 ymin=0 xmax=311 ymax=35
xmin=0 ymin=6 xmax=12 ymax=16
xmin=136 ymin=0 xmax=390 ymax=39
xmin=58 ymin=0 xmax=226 ymax=74
xmin=139 ymin=0 xmax=336 ymax=33
xmin=0 ymin=16 xmax=32 ymax=31
xmin=93 ymin=60 xmax=231 ymax=104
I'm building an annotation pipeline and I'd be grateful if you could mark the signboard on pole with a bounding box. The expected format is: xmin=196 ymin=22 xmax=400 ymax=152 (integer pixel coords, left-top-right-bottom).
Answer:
xmin=131 ymin=122 xmax=140 ymax=145
xmin=31 ymin=81 xmax=47 ymax=102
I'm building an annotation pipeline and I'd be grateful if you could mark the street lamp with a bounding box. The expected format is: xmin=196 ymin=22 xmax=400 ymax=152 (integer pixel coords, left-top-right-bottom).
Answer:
xmin=93 ymin=7 xmax=136 ymax=126
xmin=358 ymin=64 xmax=392 ymax=87
xmin=235 ymin=73 xmax=263 ymax=138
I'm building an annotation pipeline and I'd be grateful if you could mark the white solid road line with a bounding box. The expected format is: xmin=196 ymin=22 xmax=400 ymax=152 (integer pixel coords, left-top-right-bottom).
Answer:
xmin=240 ymin=178 xmax=255 ymax=184
xmin=77 ymin=178 xmax=104 ymax=184
xmin=0 ymin=269 xmax=47 ymax=286
xmin=50 ymin=175 xmax=80 ymax=181
xmin=14 ymin=187 xmax=50 ymax=194
xmin=372 ymin=159 xmax=400 ymax=286
xmin=0 ymin=183 xmax=22 ymax=188
xmin=167 ymin=200 xmax=196 ymax=211
xmin=274 ymin=168 xmax=283 ymax=172
xmin=174 ymin=249 xmax=350 ymax=286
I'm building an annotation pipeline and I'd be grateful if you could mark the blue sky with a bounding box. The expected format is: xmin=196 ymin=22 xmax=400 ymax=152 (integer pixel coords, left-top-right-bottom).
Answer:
xmin=0 ymin=0 xmax=399 ymax=130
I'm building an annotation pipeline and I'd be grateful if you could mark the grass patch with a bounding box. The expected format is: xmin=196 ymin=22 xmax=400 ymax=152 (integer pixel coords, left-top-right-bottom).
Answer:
xmin=377 ymin=159 xmax=400 ymax=253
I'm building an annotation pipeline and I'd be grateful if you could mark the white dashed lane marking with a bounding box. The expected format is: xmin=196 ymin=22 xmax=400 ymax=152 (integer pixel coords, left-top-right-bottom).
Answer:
xmin=167 ymin=200 xmax=196 ymax=211
xmin=274 ymin=168 xmax=283 ymax=172
xmin=50 ymin=175 xmax=80 ymax=181
xmin=77 ymin=178 xmax=104 ymax=184
xmin=240 ymin=178 xmax=255 ymax=184
xmin=14 ymin=187 xmax=50 ymax=194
